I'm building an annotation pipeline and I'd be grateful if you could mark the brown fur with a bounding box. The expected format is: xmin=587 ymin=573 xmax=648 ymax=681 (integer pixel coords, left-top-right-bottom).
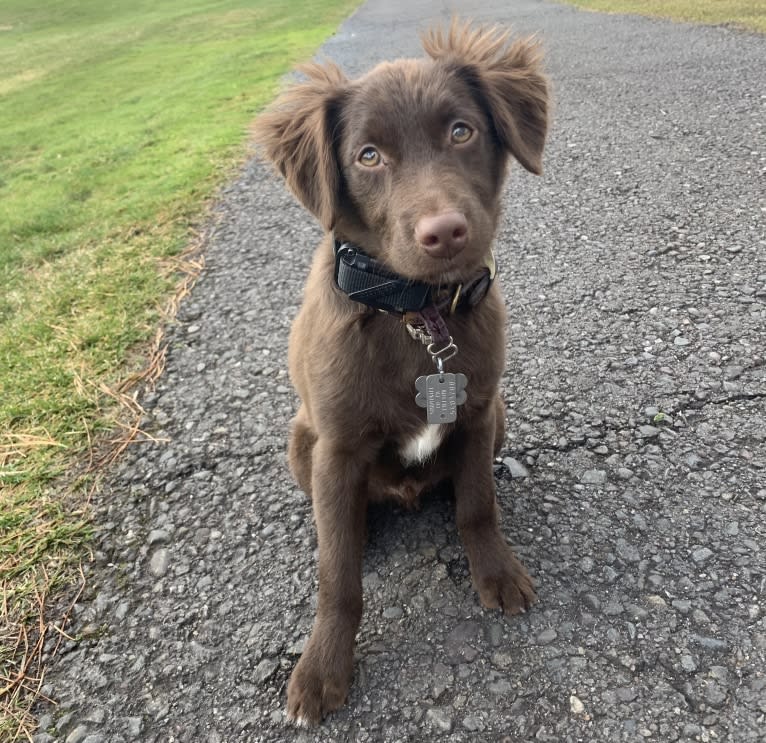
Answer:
xmin=253 ymin=19 xmax=550 ymax=725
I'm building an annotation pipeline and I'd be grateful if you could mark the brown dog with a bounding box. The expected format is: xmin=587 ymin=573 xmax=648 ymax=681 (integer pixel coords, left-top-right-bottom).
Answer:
xmin=253 ymin=20 xmax=549 ymax=725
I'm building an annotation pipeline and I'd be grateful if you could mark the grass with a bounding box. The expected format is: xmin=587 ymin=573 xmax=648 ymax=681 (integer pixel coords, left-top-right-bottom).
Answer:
xmin=559 ymin=0 xmax=766 ymax=32
xmin=0 ymin=0 xmax=358 ymax=738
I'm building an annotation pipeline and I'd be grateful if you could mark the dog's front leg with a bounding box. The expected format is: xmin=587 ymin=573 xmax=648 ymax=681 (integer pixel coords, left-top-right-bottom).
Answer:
xmin=452 ymin=403 xmax=536 ymax=615
xmin=287 ymin=437 xmax=370 ymax=726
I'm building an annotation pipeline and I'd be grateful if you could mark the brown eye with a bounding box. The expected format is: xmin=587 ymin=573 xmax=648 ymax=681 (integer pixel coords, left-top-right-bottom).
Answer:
xmin=450 ymin=122 xmax=473 ymax=144
xmin=358 ymin=146 xmax=381 ymax=167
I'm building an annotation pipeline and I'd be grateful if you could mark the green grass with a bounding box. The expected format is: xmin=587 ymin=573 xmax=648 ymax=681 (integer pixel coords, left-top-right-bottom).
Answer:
xmin=0 ymin=0 xmax=357 ymax=737
xmin=560 ymin=0 xmax=766 ymax=32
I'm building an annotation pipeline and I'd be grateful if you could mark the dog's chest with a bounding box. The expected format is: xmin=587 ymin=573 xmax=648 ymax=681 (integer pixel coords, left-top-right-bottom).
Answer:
xmin=399 ymin=424 xmax=445 ymax=466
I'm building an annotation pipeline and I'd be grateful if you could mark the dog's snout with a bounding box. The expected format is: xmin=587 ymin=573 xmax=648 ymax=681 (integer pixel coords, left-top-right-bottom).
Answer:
xmin=415 ymin=211 xmax=468 ymax=257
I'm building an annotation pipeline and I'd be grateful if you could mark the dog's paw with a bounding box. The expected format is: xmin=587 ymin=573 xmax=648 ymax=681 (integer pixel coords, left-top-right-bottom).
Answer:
xmin=472 ymin=543 xmax=537 ymax=616
xmin=286 ymin=651 xmax=350 ymax=726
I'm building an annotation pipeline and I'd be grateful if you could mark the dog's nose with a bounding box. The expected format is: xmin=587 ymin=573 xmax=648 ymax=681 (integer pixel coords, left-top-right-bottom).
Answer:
xmin=415 ymin=211 xmax=468 ymax=257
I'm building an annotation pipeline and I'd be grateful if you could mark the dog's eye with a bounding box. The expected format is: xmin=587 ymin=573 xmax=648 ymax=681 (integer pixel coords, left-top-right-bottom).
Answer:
xmin=450 ymin=122 xmax=473 ymax=144
xmin=358 ymin=146 xmax=382 ymax=167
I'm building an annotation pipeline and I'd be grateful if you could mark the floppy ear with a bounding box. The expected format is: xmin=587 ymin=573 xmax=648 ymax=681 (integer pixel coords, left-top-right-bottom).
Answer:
xmin=252 ymin=62 xmax=347 ymax=230
xmin=423 ymin=20 xmax=549 ymax=175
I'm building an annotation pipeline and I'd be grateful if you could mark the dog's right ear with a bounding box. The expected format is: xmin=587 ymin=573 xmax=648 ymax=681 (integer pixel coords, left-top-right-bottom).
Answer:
xmin=252 ymin=62 xmax=347 ymax=230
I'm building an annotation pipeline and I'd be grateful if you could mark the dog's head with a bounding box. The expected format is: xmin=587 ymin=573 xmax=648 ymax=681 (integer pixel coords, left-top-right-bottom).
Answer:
xmin=254 ymin=20 xmax=549 ymax=283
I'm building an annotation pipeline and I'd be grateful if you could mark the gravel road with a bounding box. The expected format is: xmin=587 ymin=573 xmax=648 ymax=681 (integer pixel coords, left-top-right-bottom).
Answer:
xmin=35 ymin=1 xmax=765 ymax=741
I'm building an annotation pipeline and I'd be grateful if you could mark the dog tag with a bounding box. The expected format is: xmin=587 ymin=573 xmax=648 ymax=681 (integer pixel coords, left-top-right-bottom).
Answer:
xmin=415 ymin=373 xmax=467 ymax=424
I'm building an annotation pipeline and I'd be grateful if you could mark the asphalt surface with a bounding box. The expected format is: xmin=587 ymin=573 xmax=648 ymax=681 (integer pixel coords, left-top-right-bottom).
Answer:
xmin=36 ymin=1 xmax=765 ymax=741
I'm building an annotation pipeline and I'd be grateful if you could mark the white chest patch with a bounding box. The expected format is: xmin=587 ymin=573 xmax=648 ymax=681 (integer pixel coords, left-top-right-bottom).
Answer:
xmin=399 ymin=424 xmax=445 ymax=467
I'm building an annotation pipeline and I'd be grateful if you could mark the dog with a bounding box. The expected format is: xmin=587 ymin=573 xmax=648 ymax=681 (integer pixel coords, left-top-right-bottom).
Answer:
xmin=253 ymin=19 xmax=549 ymax=725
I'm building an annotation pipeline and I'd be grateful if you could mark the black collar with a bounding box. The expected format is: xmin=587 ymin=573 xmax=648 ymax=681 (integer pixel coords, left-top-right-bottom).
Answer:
xmin=333 ymin=240 xmax=496 ymax=316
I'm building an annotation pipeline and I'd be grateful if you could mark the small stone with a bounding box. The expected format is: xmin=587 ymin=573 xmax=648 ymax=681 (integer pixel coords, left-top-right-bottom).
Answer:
xmin=65 ymin=727 xmax=89 ymax=743
xmin=147 ymin=529 xmax=170 ymax=546
xmin=462 ymin=714 xmax=484 ymax=732
xmin=616 ymin=539 xmax=640 ymax=563
xmin=674 ymin=336 xmax=690 ymax=346
xmin=689 ymin=634 xmax=728 ymax=653
xmin=581 ymin=469 xmax=606 ymax=485
xmin=638 ymin=425 xmax=660 ymax=438
xmin=489 ymin=678 xmax=513 ymax=694
xmin=149 ymin=549 xmax=169 ymax=578
xmin=680 ymin=655 xmax=697 ymax=673
xmin=692 ymin=547 xmax=714 ymax=564
xmin=491 ymin=652 xmax=513 ymax=669
xmin=125 ymin=717 xmax=143 ymax=739
xmin=616 ymin=687 xmax=638 ymax=703
xmin=617 ymin=467 xmax=634 ymax=480
xmin=570 ymin=695 xmax=586 ymax=715
xmin=709 ymin=666 xmax=728 ymax=682
xmin=672 ymin=599 xmax=692 ymax=614
xmin=580 ymin=556 xmax=594 ymax=573
xmin=82 ymin=736 xmax=105 ymax=743
xmin=537 ymin=628 xmax=557 ymax=644
xmin=503 ymin=457 xmax=529 ymax=479
xmin=704 ymin=681 xmax=727 ymax=708
xmin=254 ymin=658 xmax=278 ymax=684
xmin=84 ymin=709 xmax=105 ymax=725
xmin=444 ymin=621 xmax=480 ymax=664
xmin=276 ymin=385 xmax=290 ymax=394
xmin=426 ymin=708 xmax=453 ymax=732
xmin=382 ymin=606 xmax=403 ymax=619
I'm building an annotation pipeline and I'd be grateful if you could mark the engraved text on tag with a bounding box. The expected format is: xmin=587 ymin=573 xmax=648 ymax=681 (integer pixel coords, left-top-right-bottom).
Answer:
xmin=415 ymin=373 xmax=468 ymax=424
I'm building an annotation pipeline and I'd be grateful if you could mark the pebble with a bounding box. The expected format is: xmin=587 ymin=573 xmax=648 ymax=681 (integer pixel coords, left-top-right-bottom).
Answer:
xmin=690 ymin=634 xmax=728 ymax=653
xmin=147 ymin=529 xmax=170 ymax=546
xmin=638 ymin=425 xmax=660 ymax=438
xmin=125 ymin=717 xmax=143 ymax=739
xmin=680 ymin=655 xmax=697 ymax=672
xmin=704 ymin=680 xmax=727 ymax=708
xmin=616 ymin=538 xmax=640 ymax=563
xmin=616 ymin=686 xmax=638 ymax=703
xmin=489 ymin=678 xmax=513 ymax=694
xmin=253 ymin=658 xmax=277 ymax=684
xmin=65 ymin=727 xmax=89 ymax=743
xmin=537 ymin=628 xmax=557 ymax=644
xmin=149 ymin=548 xmax=169 ymax=578
xmin=426 ymin=708 xmax=453 ymax=732
xmin=503 ymin=457 xmax=529 ymax=478
xmin=462 ymin=714 xmax=484 ymax=732
xmin=569 ymin=695 xmax=586 ymax=715
xmin=581 ymin=469 xmax=607 ymax=484
xmin=692 ymin=547 xmax=714 ymax=564
xmin=383 ymin=606 xmax=403 ymax=619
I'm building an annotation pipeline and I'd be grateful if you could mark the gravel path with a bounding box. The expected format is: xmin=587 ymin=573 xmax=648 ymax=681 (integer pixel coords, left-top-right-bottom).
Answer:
xmin=36 ymin=1 xmax=765 ymax=741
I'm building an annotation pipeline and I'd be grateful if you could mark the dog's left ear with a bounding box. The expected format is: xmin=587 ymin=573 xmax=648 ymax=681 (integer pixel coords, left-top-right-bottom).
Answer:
xmin=253 ymin=62 xmax=347 ymax=230
xmin=423 ymin=21 xmax=549 ymax=175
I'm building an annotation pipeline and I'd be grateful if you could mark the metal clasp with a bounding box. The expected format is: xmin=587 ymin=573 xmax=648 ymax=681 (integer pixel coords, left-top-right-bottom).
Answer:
xmin=427 ymin=337 xmax=458 ymax=375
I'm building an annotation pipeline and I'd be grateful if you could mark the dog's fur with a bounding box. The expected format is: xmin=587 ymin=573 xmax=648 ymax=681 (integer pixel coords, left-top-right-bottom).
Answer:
xmin=253 ymin=20 xmax=549 ymax=725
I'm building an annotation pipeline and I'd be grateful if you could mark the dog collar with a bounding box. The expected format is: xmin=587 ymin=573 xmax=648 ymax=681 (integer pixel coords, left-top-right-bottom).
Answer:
xmin=333 ymin=239 xmax=496 ymax=316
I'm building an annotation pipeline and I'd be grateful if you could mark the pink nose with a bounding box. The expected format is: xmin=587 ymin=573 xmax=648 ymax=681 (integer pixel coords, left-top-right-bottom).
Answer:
xmin=415 ymin=211 xmax=468 ymax=257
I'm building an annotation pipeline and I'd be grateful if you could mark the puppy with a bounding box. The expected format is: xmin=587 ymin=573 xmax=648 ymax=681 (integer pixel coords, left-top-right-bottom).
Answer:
xmin=253 ymin=20 xmax=549 ymax=725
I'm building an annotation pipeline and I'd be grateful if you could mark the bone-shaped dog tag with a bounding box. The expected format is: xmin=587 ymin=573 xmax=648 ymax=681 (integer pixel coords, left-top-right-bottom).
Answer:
xmin=415 ymin=373 xmax=468 ymax=424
